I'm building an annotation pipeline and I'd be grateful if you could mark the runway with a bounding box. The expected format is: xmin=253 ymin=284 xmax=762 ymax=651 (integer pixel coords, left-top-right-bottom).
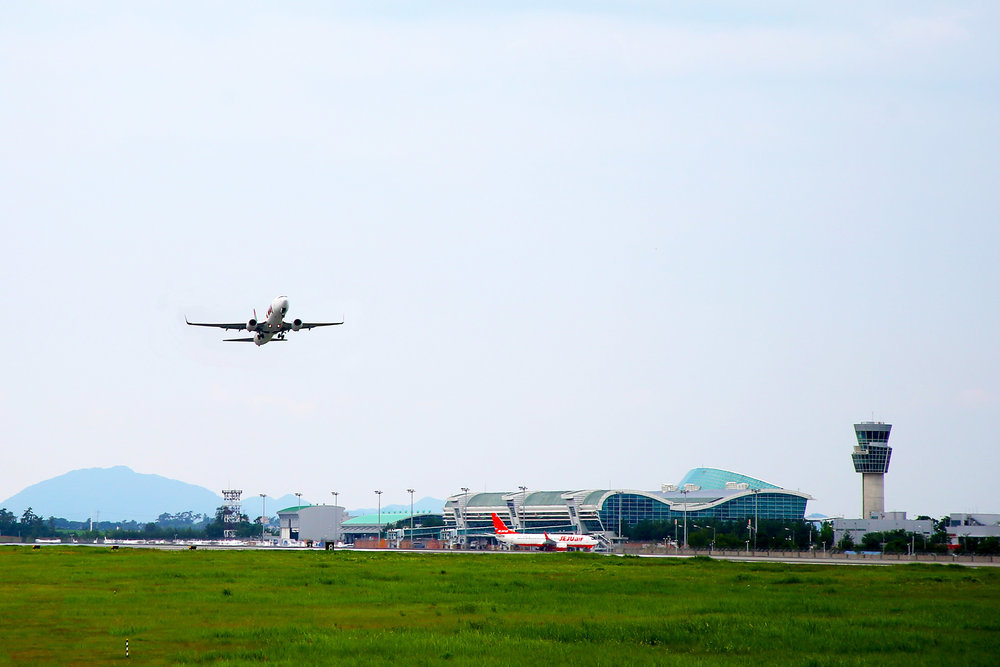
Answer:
xmin=10 ymin=541 xmax=999 ymax=567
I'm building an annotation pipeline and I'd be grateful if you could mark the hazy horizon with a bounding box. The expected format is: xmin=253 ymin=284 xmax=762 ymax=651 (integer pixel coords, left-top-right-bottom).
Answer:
xmin=3 ymin=3 xmax=998 ymax=520
xmin=0 ymin=464 xmax=447 ymax=522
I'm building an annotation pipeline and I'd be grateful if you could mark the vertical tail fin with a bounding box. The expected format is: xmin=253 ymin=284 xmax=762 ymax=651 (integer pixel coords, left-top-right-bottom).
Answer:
xmin=492 ymin=512 xmax=514 ymax=534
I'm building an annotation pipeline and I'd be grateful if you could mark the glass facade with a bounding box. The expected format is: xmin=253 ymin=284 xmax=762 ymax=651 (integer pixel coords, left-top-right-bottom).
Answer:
xmin=596 ymin=491 xmax=808 ymax=528
xmin=852 ymin=444 xmax=892 ymax=473
xmin=852 ymin=423 xmax=892 ymax=473
xmin=442 ymin=471 xmax=811 ymax=538
xmin=854 ymin=424 xmax=891 ymax=445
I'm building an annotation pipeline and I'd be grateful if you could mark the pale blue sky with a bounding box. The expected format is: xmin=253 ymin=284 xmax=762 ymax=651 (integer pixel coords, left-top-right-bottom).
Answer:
xmin=3 ymin=2 xmax=998 ymax=519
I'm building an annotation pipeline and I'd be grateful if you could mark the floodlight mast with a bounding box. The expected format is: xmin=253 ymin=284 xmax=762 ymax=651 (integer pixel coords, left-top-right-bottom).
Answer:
xmin=618 ymin=491 xmax=622 ymax=542
xmin=374 ymin=490 xmax=383 ymax=546
xmin=694 ymin=523 xmax=716 ymax=553
xmin=259 ymin=494 xmax=267 ymax=542
xmin=407 ymin=489 xmax=415 ymax=543
xmin=751 ymin=488 xmax=761 ymax=550
xmin=292 ymin=493 xmax=302 ymax=542
xmin=680 ymin=488 xmax=689 ymax=549
xmin=460 ymin=487 xmax=470 ymax=547
xmin=518 ymin=486 xmax=528 ymax=531
xmin=331 ymin=491 xmax=339 ymax=550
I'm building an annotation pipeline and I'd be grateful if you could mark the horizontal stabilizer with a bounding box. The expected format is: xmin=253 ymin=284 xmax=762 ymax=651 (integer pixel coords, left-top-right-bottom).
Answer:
xmin=223 ymin=338 xmax=255 ymax=343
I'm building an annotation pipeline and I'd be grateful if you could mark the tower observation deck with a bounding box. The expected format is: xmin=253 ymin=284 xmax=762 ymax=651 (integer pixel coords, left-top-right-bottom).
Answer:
xmin=852 ymin=422 xmax=892 ymax=518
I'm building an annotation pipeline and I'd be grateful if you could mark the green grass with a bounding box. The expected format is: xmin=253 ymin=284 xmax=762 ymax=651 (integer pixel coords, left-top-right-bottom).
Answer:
xmin=1 ymin=547 xmax=998 ymax=664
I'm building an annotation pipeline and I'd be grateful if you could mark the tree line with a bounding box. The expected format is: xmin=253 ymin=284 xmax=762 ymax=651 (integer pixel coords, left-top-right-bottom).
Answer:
xmin=624 ymin=515 xmax=1000 ymax=555
xmin=0 ymin=506 xmax=272 ymax=541
xmin=625 ymin=517 xmax=835 ymax=550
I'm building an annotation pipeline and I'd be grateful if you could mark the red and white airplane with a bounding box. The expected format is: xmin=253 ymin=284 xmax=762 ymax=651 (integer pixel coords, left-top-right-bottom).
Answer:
xmin=491 ymin=513 xmax=599 ymax=551
xmin=186 ymin=295 xmax=343 ymax=346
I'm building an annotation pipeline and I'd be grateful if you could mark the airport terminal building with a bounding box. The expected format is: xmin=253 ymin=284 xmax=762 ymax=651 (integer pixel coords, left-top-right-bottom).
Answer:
xmin=442 ymin=468 xmax=812 ymax=541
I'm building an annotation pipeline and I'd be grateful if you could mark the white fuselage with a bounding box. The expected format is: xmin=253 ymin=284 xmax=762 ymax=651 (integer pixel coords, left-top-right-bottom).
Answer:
xmin=265 ymin=295 xmax=289 ymax=327
xmin=250 ymin=296 xmax=290 ymax=345
xmin=186 ymin=294 xmax=340 ymax=346
xmin=495 ymin=531 xmax=598 ymax=551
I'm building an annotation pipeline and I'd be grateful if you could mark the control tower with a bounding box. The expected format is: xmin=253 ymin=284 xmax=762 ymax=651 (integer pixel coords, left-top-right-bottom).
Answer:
xmin=851 ymin=422 xmax=892 ymax=519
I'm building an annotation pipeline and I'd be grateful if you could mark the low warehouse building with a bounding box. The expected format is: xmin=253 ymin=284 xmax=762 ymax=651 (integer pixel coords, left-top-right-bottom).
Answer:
xmin=276 ymin=504 xmax=347 ymax=545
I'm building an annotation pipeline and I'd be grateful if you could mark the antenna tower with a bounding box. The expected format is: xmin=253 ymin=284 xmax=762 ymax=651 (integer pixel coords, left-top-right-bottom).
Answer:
xmin=222 ymin=489 xmax=243 ymax=539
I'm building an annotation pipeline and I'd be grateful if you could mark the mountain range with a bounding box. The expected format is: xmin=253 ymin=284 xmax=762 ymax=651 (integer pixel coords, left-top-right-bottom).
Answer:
xmin=0 ymin=466 xmax=444 ymax=523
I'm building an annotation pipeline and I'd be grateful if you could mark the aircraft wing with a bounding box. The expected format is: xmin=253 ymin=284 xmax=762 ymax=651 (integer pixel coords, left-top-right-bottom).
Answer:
xmin=279 ymin=320 xmax=345 ymax=331
xmin=185 ymin=318 xmax=250 ymax=331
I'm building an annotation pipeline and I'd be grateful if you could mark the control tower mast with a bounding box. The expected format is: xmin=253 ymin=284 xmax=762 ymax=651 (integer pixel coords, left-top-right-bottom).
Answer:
xmin=222 ymin=489 xmax=243 ymax=540
xmin=851 ymin=422 xmax=892 ymax=519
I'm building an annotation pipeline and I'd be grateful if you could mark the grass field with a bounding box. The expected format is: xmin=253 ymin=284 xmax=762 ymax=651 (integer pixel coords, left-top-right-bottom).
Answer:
xmin=1 ymin=547 xmax=998 ymax=665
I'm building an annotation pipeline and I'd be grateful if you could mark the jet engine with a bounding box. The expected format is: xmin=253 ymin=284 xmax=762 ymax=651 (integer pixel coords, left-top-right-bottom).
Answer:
xmin=246 ymin=318 xmax=257 ymax=332
xmin=291 ymin=318 xmax=303 ymax=331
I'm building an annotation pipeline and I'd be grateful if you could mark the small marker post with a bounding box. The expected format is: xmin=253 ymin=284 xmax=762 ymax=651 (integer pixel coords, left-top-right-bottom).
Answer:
xmin=126 ymin=638 xmax=129 ymax=658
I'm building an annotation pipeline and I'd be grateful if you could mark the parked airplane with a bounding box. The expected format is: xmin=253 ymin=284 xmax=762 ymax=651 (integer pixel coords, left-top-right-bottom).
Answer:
xmin=491 ymin=512 xmax=599 ymax=551
xmin=186 ymin=295 xmax=343 ymax=346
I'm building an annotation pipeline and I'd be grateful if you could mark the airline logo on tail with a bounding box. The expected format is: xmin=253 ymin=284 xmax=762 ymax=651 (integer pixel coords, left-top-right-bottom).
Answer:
xmin=492 ymin=513 xmax=516 ymax=534
xmin=490 ymin=512 xmax=599 ymax=551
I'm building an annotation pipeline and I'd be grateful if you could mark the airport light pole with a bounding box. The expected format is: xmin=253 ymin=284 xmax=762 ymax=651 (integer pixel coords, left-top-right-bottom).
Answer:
xmin=751 ymin=488 xmax=761 ymax=551
xmin=331 ymin=491 xmax=339 ymax=548
xmin=293 ymin=493 xmax=303 ymax=543
xmin=694 ymin=524 xmax=716 ymax=553
xmin=259 ymin=494 xmax=267 ymax=542
xmin=460 ymin=487 xmax=470 ymax=548
xmin=618 ymin=492 xmax=622 ymax=543
xmin=374 ymin=490 xmax=383 ymax=546
xmin=680 ymin=488 xmax=689 ymax=549
xmin=518 ymin=486 xmax=527 ymax=531
xmin=407 ymin=489 xmax=415 ymax=544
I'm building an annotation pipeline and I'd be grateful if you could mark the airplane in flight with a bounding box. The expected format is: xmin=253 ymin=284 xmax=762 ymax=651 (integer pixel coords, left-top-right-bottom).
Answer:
xmin=185 ymin=295 xmax=343 ymax=346
xmin=491 ymin=512 xmax=599 ymax=551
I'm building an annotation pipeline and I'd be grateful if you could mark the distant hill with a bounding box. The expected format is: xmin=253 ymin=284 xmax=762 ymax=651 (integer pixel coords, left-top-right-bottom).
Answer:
xmin=0 ymin=466 xmax=224 ymax=523
xmin=351 ymin=498 xmax=445 ymax=516
xmin=1 ymin=467 xmax=447 ymax=523
xmin=258 ymin=494 xmax=303 ymax=514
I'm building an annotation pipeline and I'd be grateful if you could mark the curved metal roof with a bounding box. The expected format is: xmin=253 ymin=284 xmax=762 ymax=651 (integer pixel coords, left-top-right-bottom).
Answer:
xmin=524 ymin=491 xmax=572 ymax=506
xmin=677 ymin=467 xmax=780 ymax=490
xmin=342 ymin=511 xmax=424 ymax=526
xmin=465 ymin=493 xmax=509 ymax=507
xmin=581 ymin=490 xmax=613 ymax=507
xmin=443 ymin=468 xmax=811 ymax=515
xmin=276 ymin=505 xmax=312 ymax=514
